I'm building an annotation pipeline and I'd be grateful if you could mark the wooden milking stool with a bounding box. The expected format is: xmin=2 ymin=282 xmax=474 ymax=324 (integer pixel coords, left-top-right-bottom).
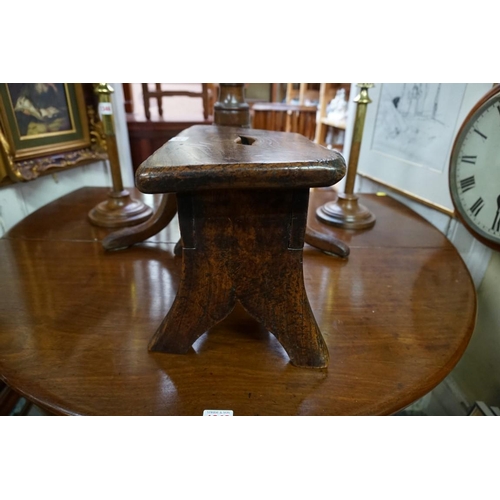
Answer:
xmin=106 ymin=84 xmax=347 ymax=368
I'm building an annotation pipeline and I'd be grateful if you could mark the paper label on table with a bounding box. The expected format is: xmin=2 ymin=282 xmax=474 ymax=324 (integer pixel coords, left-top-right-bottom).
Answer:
xmin=169 ymin=136 xmax=188 ymax=142
xmin=203 ymin=410 xmax=233 ymax=416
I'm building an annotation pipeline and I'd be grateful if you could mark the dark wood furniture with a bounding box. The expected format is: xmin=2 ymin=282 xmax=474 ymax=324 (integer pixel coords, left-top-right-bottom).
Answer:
xmin=135 ymin=125 xmax=346 ymax=368
xmin=117 ymin=84 xmax=349 ymax=258
xmin=252 ymin=103 xmax=317 ymax=141
xmin=125 ymin=82 xmax=246 ymax=177
xmin=126 ymin=84 xmax=216 ymax=172
xmin=0 ymin=188 xmax=476 ymax=415
xmin=122 ymin=83 xmax=134 ymax=114
xmin=109 ymin=83 xmax=250 ymax=251
xmin=127 ymin=118 xmax=211 ymax=174
xmin=141 ymin=83 xmax=215 ymax=121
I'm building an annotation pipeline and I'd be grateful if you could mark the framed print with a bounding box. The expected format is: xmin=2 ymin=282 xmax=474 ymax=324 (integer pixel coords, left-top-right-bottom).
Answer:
xmin=357 ymin=83 xmax=493 ymax=215
xmin=0 ymin=83 xmax=107 ymax=185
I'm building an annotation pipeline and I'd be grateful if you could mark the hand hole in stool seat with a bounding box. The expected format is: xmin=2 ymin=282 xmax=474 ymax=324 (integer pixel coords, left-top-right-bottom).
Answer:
xmin=235 ymin=135 xmax=256 ymax=145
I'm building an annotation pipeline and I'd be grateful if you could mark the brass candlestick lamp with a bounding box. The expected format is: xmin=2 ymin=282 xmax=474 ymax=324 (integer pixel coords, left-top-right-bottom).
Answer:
xmin=88 ymin=83 xmax=152 ymax=228
xmin=316 ymin=83 xmax=376 ymax=230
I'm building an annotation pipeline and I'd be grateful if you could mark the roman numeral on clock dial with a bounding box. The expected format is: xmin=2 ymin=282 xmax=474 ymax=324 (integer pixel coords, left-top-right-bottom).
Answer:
xmin=492 ymin=195 xmax=500 ymax=232
xmin=470 ymin=197 xmax=484 ymax=216
xmin=473 ymin=128 xmax=487 ymax=140
xmin=461 ymin=155 xmax=477 ymax=164
xmin=460 ymin=176 xmax=475 ymax=193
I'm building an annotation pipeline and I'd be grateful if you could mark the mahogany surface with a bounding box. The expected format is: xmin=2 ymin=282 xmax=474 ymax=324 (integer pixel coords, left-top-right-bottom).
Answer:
xmin=126 ymin=118 xmax=212 ymax=174
xmin=148 ymin=188 xmax=331 ymax=368
xmin=135 ymin=125 xmax=345 ymax=193
xmin=0 ymin=188 xmax=476 ymax=415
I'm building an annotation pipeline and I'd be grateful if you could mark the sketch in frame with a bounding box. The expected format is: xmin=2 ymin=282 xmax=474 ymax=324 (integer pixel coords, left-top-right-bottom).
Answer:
xmin=371 ymin=83 xmax=467 ymax=173
xmin=0 ymin=83 xmax=107 ymax=184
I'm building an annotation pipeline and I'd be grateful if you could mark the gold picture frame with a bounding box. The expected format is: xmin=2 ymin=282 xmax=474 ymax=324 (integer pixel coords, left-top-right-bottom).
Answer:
xmin=0 ymin=83 xmax=107 ymax=185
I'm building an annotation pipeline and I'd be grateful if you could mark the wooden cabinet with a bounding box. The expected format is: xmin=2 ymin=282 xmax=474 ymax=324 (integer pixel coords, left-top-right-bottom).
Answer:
xmin=252 ymin=103 xmax=317 ymax=141
xmin=250 ymin=84 xmax=318 ymax=140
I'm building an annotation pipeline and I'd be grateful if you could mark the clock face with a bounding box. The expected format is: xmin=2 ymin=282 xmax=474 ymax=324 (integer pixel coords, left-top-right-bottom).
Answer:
xmin=450 ymin=86 xmax=500 ymax=251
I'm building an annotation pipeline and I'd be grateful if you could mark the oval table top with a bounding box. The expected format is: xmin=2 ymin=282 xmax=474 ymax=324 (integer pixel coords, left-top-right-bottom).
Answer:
xmin=0 ymin=187 xmax=476 ymax=415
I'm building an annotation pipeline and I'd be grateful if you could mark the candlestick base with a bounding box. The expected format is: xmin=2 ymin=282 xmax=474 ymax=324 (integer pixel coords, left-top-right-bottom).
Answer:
xmin=316 ymin=192 xmax=376 ymax=230
xmin=88 ymin=189 xmax=153 ymax=228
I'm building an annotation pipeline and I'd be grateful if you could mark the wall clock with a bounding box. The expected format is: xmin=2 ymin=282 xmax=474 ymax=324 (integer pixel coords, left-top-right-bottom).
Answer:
xmin=449 ymin=84 xmax=500 ymax=252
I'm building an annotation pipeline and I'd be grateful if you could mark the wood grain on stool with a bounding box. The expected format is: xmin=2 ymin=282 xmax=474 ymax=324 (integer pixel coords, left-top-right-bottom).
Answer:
xmin=148 ymin=189 xmax=329 ymax=367
xmin=137 ymin=125 xmax=346 ymax=368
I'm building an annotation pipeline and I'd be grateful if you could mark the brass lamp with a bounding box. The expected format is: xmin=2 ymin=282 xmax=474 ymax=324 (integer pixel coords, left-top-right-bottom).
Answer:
xmin=88 ymin=83 xmax=152 ymax=228
xmin=316 ymin=83 xmax=376 ymax=230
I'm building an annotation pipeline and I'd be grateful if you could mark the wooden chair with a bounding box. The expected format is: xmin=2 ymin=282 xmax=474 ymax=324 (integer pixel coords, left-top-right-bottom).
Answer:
xmin=141 ymin=83 xmax=216 ymax=120
xmin=252 ymin=103 xmax=317 ymax=141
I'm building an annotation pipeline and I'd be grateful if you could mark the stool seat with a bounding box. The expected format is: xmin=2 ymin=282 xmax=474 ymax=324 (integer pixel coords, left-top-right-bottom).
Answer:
xmin=136 ymin=125 xmax=346 ymax=368
xmin=136 ymin=125 xmax=345 ymax=192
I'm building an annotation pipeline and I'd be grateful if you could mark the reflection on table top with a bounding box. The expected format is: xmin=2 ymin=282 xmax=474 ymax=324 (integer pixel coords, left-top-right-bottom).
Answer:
xmin=0 ymin=187 xmax=476 ymax=415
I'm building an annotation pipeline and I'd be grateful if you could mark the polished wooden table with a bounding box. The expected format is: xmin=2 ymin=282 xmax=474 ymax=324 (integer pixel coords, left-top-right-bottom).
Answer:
xmin=0 ymin=187 xmax=476 ymax=415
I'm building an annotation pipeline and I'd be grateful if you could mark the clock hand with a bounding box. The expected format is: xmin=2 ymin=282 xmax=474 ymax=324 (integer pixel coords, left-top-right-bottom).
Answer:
xmin=492 ymin=195 xmax=500 ymax=232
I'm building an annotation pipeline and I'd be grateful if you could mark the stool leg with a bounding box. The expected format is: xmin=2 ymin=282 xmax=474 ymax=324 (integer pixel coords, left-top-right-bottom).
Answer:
xmin=237 ymin=251 xmax=329 ymax=368
xmin=230 ymin=190 xmax=329 ymax=368
xmin=148 ymin=248 xmax=236 ymax=353
xmin=148 ymin=189 xmax=330 ymax=368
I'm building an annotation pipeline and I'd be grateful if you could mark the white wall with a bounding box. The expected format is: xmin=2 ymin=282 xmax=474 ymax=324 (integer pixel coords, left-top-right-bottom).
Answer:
xmin=0 ymin=83 xmax=132 ymax=237
xmin=452 ymin=252 xmax=500 ymax=406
